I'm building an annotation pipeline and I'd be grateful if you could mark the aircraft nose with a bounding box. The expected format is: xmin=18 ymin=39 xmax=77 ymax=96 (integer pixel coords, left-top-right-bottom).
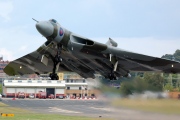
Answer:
xmin=36 ymin=21 xmax=54 ymax=37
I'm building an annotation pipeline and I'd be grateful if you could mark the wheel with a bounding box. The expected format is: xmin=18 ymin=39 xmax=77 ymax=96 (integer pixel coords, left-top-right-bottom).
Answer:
xmin=108 ymin=73 xmax=113 ymax=80
xmin=54 ymin=55 xmax=62 ymax=63
xmin=55 ymin=74 xmax=59 ymax=80
xmin=50 ymin=73 xmax=59 ymax=80
xmin=108 ymin=73 xmax=117 ymax=80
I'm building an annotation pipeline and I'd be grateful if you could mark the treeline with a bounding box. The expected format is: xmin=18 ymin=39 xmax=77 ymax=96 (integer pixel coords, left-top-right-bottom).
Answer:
xmin=119 ymin=49 xmax=180 ymax=95
xmin=100 ymin=73 xmax=180 ymax=96
xmin=100 ymin=73 xmax=164 ymax=96
xmin=119 ymin=73 xmax=164 ymax=95
xmin=161 ymin=49 xmax=180 ymax=61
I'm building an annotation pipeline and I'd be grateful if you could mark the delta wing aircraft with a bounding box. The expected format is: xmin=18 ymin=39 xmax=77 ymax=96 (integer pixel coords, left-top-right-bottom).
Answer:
xmin=4 ymin=19 xmax=180 ymax=80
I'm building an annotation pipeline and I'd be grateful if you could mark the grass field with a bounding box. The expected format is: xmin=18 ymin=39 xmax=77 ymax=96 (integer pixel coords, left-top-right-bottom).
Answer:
xmin=0 ymin=102 xmax=112 ymax=120
xmin=112 ymin=98 xmax=180 ymax=114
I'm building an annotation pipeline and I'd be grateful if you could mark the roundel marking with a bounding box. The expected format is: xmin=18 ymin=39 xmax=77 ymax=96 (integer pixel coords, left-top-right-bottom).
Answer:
xmin=59 ymin=27 xmax=64 ymax=36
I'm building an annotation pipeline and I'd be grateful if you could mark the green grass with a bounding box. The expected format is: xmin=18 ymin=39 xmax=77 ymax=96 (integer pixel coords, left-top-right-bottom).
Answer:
xmin=112 ymin=98 xmax=180 ymax=114
xmin=0 ymin=102 xmax=8 ymax=106
xmin=1 ymin=114 xmax=110 ymax=120
xmin=0 ymin=102 xmax=112 ymax=120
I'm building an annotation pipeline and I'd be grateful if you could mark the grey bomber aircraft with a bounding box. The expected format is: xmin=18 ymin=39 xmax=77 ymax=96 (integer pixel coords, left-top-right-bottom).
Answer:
xmin=3 ymin=19 xmax=180 ymax=80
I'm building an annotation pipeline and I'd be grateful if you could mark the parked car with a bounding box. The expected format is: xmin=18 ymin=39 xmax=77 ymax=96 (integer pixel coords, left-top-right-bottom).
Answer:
xmin=39 ymin=92 xmax=46 ymax=99
xmin=1 ymin=94 xmax=6 ymax=97
xmin=18 ymin=92 xmax=25 ymax=99
xmin=29 ymin=93 xmax=35 ymax=99
xmin=48 ymin=94 xmax=55 ymax=99
xmin=58 ymin=95 xmax=64 ymax=99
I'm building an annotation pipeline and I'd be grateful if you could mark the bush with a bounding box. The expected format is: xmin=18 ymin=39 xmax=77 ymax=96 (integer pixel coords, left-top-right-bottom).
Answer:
xmin=163 ymin=83 xmax=174 ymax=92
xmin=120 ymin=73 xmax=164 ymax=96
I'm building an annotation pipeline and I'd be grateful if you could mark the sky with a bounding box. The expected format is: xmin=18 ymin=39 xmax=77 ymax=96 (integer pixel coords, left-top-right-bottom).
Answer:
xmin=0 ymin=0 xmax=180 ymax=60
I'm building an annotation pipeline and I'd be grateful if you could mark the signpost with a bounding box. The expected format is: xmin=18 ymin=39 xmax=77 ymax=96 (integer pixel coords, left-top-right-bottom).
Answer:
xmin=1 ymin=113 xmax=14 ymax=117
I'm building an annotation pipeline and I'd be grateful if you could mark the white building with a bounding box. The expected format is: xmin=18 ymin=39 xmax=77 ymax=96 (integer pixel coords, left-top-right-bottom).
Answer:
xmin=2 ymin=79 xmax=98 ymax=98
xmin=2 ymin=72 xmax=100 ymax=98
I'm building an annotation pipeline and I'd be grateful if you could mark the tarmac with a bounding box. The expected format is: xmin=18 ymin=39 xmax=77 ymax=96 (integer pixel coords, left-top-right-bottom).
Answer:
xmin=1 ymin=98 xmax=180 ymax=120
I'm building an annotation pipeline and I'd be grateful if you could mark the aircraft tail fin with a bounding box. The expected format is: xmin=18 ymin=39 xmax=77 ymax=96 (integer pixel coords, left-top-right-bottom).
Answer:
xmin=106 ymin=38 xmax=118 ymax=47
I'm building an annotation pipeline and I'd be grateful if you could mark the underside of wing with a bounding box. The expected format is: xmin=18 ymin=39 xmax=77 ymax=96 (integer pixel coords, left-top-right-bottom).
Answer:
xmin=111 ymin=48 xmax=180 ymax=74
xmin=68 ymin=35 xmax=180 ymax=78
xmin=5 ymin=35 xmax=180 ymax=80
xmin=3 ymin=51 xmax=71 ymax=76
xmin=3 ymin=42 xmax=72 ymax=76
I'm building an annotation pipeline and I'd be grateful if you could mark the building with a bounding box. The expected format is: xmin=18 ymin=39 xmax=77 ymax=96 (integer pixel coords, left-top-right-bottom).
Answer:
xmin=65 ymin=79 xmax=99 ymax=98
xmin=2 ymin=73 xmax=100 ymax=98
xmin=0 ymin=58 xmax=9 ymax=83
xmin=0 ymin=57 xmax=100 ymax=98
xmin=3 ymin=79 xmax=65 ymax=98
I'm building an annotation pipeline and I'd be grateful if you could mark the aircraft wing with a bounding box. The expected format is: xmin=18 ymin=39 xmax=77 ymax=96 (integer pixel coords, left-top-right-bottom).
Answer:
xmin=115 ymin=50 xmax=180 ymax=74
xmin=4 ymin=36 xmax=180 ymax=79
xmin=79 ymin=45 xmax=180 ymax=78
xmin=3 ymin=42 xmax=72 ymax=76
xmin=65 ymin=35 xmax=180 ymax=78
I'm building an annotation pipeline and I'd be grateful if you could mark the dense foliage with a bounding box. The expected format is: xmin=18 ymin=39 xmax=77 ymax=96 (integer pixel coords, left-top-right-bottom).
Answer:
xmin=120 ymin=73 xmax=164 ymax=96
xmin=161 ymin=49 xmax=180 ymax=61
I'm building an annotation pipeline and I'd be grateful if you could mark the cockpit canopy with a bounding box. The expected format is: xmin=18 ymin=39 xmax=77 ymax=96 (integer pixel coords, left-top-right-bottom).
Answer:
xmin=49 ymin=19 xmax=57 ymax=23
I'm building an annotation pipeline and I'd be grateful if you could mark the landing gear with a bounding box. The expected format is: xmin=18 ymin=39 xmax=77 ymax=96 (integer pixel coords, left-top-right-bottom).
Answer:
xmin=49 ymin=73 xmax=59 ymax=80
xmin=108 ymin=54 xmax=118 ymax=80
xmin=108 ymin=71 xmax=117 ymax=80
xmin=49 ymin=44 xmax=62 ymax=80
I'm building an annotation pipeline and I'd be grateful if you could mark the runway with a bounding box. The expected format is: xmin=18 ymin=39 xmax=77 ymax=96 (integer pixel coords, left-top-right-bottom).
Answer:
xmin=2 ymin=99 xmax=115 ymax=118
xmin=1 ymin=98 xmax=180 ymax=120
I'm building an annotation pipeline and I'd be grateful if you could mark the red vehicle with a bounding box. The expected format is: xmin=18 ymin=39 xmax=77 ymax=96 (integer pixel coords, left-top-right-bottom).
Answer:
xmin=48 ymin=94 xmax=55 ymax=99
xmin=18 ymin=92 xmax=25 ymax=99
xmin=39 ymin=92 xmax=46 ymax=99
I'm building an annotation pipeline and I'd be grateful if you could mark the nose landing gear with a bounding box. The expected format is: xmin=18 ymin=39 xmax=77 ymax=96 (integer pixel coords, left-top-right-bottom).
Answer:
xmin=49 ymin=72 xmax=59 ymax=80
xmin=49 ymin=45 xmax=62 ymax=80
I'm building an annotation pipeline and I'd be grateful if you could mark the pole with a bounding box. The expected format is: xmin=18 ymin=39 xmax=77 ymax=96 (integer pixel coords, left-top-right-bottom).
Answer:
xmin=81 ymin=86 xmax=82 ymax=99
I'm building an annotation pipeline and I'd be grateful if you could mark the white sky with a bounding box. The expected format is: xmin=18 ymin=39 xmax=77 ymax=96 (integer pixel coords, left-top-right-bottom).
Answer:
xmin=0 ymin=0 xmax=180 ymax=60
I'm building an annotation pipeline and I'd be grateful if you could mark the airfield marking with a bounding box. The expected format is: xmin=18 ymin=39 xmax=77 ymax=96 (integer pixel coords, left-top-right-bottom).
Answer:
xmin=90 ymin=107 xmax=114 ymax=112
xmin=48 ymin=107 xmax=82 ymax=114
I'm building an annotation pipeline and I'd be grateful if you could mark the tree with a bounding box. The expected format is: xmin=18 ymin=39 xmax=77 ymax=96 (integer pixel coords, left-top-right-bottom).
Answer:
xmin=119 ymin=81 xmax=134 ymax=96
xmin=173 ymin=49 xmax=180 ymax=61
xmin=132 ymin=76 xmax=148 ymax=93
xmin=161 ymin=49 xmax=180 ymax=62
xmin=163 ymin=83 xmax=173 ymax=92
xmin=119 ymin=73 xmax=164 ymax=96
xmin=161 ymin=54 xmax=174 ymax=60
xmin=143 ymin=73 xmax=164 ymax=91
